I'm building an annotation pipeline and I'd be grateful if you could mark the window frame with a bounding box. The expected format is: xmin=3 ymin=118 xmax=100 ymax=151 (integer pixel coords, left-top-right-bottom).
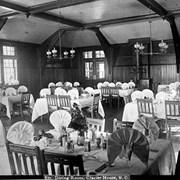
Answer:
xmin=1 ymin=45 xmax=18 ymax=85
xmin=83 ymin=50 xmax=105 ymax=80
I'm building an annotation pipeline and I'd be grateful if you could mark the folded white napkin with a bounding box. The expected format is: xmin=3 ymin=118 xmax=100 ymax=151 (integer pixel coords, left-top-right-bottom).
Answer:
xmin=7 ymin=121 xmax=34 ymax=145
xmin=132 ymin=115 xmax=160 ymax=144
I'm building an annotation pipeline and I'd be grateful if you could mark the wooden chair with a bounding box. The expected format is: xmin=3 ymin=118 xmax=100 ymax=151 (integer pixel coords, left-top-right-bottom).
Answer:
xmin=175 ymin=151 xmax=180 ymax=175
xmin=86 ymin=117 xmax=105 ymax=134
xmin=101 ymin=86 xmax=110 ymax=106
xmin=165 ymin=100 xmax=180 ymax=139
xmin=46 ymin=94 xmax=59 ymax=117
xmin=6 ymin=142 xmax=43 ymax=175
xmin=41 ymin=151 xmax=85 ymax=175
xmin=84 ymin=93 xmax=100 ymax=118
xmin=113 ymin=118 xmax=133 ymax=131
xmin=109 ymin=87 xmax=120 ymax=108
xmin=50 ymin=86 xmax=58 ymax=95
xmin=58 ymin=95 xmax=72 ymax=111
xmin=13 ymin=92 xmax=31 ymax=116
xmin=136 ymin=98 xmax=155 ymax=118
xmin=123 ymin=95 xmax=132 ymax=105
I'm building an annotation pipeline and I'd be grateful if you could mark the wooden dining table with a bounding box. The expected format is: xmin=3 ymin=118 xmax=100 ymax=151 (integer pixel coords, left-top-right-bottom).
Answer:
xmin=43 ymin=138 xmax=175 ymax=175
xmin=31 ymin=96 xmax=105 ymax=123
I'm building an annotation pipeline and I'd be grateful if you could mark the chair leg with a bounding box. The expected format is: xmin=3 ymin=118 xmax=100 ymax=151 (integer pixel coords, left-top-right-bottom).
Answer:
xmin=20 ymin=106 xmax=23 ymax=117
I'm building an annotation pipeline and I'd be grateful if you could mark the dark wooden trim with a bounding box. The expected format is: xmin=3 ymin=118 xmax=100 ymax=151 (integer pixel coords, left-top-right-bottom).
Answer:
xmin=0 ymin=0 xmax=84 ymax=28
xmin=137 ymin=0 xmax=168 ymax=17
xmin=33 ymin=12 xmax=84 ymax=28
xmin=170 ymin=21 xmax=180 ymax=73
xmin=89 ymin=27 xmax=113 ymax=75
xmin=29 ymin=0 xmax=97 ymax=14
xmin=0 ymin=0 xmax=28 ymax=13
xmin=0 ymin=18 xmax=7 ymax=31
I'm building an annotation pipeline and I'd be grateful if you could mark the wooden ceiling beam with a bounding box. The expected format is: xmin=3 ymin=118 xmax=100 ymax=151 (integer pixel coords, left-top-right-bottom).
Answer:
xmin=0 ymin=0 xmax=28 ymax=13
xmin=29 ymin=0 xmax=97 ymax=14
xmin=0 ymin=18 xmax=8 ymax=31
xmin=137 ymin=0 xmax=174 ymax=22
xmin=34 ymin=12 xmax=84 ymax=28
xmin=0 ymin=0 xmax=84 ymax=28
xmin=90 ymin=27 xmax=113 ymax=74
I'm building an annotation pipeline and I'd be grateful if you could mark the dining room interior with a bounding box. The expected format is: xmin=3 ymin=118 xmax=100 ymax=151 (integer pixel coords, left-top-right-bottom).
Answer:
xmin=1 ymin=0 xmax=180 ymax=178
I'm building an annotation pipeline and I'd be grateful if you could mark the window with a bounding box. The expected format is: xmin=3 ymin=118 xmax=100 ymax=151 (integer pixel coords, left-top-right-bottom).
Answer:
xmin=2 ymin=45 xmax=18 ymax=84
xmin=83 ymin=51 xmax=93 ymax=59
xmin=83 ymin=50 xmax=105 ymax=80
xmin=85 ymin=62 xmax=93 ymax=79
xmin=95 ymin=50 xmax=105 ymax=58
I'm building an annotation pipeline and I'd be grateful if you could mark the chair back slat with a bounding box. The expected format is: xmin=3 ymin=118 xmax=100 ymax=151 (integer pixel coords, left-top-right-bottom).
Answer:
xmin=51 ymin=162 xmax=56 ymax=175
xmin=30 ymin=156 xmax=36 ymax=175
xmin=14 ymin=152 xmax=22 ymax=175
xmin=42 ymin=151 xmax=85 ymax=175
xmin=22 ymin=154 xmax=29 ymax=175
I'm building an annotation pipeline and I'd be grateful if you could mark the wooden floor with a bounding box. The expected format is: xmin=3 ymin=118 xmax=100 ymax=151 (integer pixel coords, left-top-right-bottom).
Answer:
xmin=1 ymin=100 xmax=180 ymax=175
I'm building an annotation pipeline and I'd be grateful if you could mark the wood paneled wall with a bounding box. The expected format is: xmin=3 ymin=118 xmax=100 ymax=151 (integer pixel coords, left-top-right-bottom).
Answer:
xmin=0 ymin=39 xmax=178 ymax=99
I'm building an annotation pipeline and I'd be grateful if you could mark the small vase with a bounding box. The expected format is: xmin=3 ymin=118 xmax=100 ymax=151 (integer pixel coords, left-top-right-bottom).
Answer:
xmin=77 ymin=131 xmax=85 ymax=146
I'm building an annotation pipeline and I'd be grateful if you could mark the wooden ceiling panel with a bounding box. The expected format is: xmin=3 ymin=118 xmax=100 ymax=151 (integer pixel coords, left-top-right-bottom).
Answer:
xmin=0 ymin=0 xmax=180 ymax=45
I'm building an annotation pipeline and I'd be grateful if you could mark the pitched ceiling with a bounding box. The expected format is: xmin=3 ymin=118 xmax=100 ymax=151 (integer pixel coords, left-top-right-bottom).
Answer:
xmin=0 ymin=0 xmax=180 ymax=47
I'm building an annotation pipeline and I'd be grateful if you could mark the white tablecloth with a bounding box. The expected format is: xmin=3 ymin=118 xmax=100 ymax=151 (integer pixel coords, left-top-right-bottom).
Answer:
xmin=31 ymin=97 xmax=105 ymax=123
xmin=1 ymin=94 xmax=35 ymax=119
xmin=44 ymin=139 xmax=175 ymax=175
xmin=122 ymin=101 xmax=166 ymax=122
xmin=119 ymin=88 xmax=134 ymax=97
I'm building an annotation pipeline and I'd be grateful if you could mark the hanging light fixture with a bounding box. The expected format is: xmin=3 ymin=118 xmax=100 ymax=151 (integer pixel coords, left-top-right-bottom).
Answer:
xmin=134 ymin=11 xmax=168 ymax=55
xmin=46 ymin=11 xmax=75 ymax=60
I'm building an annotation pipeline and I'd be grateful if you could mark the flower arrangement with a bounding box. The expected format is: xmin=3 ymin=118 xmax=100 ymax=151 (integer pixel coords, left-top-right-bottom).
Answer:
xmin=68 ymin=103 xmax=88 ymax=134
